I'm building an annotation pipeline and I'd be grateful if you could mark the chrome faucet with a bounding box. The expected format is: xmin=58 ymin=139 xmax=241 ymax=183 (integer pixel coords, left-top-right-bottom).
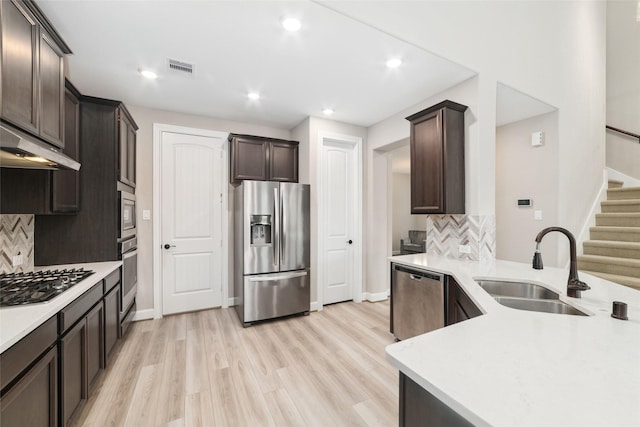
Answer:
xmin=532 ymin=227 xmax=590 ymax=298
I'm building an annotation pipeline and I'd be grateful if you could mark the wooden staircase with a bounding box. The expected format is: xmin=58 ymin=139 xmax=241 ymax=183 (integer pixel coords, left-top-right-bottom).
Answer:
xmin=578 ymin=179 xmax=640 ymax=290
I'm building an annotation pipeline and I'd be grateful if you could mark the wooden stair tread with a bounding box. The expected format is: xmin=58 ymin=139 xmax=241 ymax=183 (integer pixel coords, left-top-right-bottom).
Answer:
xmin=589 ymin=225 xmax=640 ymax=232
xmin=581 ymin=271 xmax=640 ymax=290
xmin=578 ymin=254 xmax=640 ymax=267
xmin=607 ymin=186 xmax=640 ymax=193
xmin=595 ymin=212 xmax=640 ymax=226
xmin=601 ymin=199 xmax=640 ymax=205
xmin=607 ymin=179 xmax=624 ymax=188
xmin=583 ymin=240 xmax=640 ymax=249
xmin=595 ymin=212 xmax=640 ymax=218
xmin=607 ymin=188 xmax=640 ymax=201
xmin=590 ymin=225 xmax=640 ymax=232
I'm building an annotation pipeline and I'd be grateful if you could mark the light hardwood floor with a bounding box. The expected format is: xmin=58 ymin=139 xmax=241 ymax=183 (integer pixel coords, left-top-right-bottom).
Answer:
xmin=71 ymin=300 xmax=398 ymax=427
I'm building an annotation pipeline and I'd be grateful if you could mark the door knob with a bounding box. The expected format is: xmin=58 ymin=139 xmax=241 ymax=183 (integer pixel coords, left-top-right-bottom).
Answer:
xmin=164 ymin=244 xmax=176 ymax=249
xmin=347 ymin=240 xmax=353 ymax=245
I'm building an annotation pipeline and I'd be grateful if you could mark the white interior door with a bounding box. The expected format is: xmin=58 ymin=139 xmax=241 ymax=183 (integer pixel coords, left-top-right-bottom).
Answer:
xmin=321 ymin=138 xmax=358 ymax=305
xmin=161 ymin=130 xmax=224 ymax=315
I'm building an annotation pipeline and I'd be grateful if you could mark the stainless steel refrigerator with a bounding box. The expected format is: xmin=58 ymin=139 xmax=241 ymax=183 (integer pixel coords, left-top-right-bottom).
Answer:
xmin=234 ymin=181 xmax=310 ymax=326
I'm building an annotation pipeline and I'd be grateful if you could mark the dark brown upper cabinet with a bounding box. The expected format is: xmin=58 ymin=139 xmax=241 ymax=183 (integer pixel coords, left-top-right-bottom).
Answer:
xmin=0 ymin=0 xmax=71 ymax=148
xmin=0 ymin=79 xmax=80 ymax=214
xmin=34 ymin=96 xmax=138 ymax=265
xmin=406 ymin=100 xmax=468 ymax=214
xmin=229 ymin=134 xmax=299 ymax=183
xmin=118 ymin=107 xmax=137 ymax=189
xmin=51 ymin=80 xmax=81 ymax=212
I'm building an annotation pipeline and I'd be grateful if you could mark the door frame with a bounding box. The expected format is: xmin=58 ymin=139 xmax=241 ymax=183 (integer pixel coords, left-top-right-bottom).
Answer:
xmin=152 ymin=123 xmax=229 ymax=319
xmin=317 ymin=131 xmax=363 ymax=309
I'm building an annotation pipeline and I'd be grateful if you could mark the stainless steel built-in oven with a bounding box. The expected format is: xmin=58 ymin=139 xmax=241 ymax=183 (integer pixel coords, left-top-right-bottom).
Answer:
xmin=120 ymin=238 xmax=137 ymax=335
xmin=119 ymin=190 xmax=136 ymax=241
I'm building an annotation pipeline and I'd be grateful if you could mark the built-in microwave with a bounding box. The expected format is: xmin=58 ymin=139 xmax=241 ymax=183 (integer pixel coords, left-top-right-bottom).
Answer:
xmin=118 ymin=190 xmax=136 ymax=241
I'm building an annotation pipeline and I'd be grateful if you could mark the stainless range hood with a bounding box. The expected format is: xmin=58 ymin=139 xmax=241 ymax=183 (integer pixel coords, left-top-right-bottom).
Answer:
xmin=0 ymin=123 xmax=81 ymax=171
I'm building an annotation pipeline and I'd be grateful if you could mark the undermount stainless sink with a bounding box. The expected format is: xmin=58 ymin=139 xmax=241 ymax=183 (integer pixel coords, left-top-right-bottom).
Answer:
xmin=474 ymin=278 xmax=588 ymax=316
xmin=475 ymin=279 xmax=559 ymax=300
xmin=493 ymin=297 xmax=588 ymax=316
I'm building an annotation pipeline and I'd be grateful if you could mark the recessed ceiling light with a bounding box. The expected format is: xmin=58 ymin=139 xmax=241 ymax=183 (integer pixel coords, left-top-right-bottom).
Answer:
xmin=139 ymin=69 xmax=158 ymax=79
xmin=282 ymin=17 xmax=301 ymax=32
xmin=248 ymin=92 xmax=260 ymax=100
xmin=386 ymin=58 xmax=402 ymax=69
xmin=322 ymin=108 xmax=334 ymax=116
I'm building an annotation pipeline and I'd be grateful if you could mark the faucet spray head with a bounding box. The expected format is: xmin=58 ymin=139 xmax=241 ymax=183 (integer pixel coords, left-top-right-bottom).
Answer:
xmin=532 ymin=242 xmax=543 ymax=270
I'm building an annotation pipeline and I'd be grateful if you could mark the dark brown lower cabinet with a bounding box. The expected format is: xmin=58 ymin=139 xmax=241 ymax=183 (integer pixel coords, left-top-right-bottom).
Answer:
xmin=60 ymin=301 xmax=104 ymax=426
xmin=60 ymin=318 xmax=87 ymax=427
xmin=104 ymin=284 xmax=120 ymax=363
xmin=0 ymin=270 xmax=123 ymax=427
xmin=86 ymin=302 xmax=104 ymax=388
xmin=399 ymin=373 xmax=473 ymax=427
xmin=446 ymin=276 xmax=483 ymax=325
xmin=0 ymin=346 xmax=58 ymax=427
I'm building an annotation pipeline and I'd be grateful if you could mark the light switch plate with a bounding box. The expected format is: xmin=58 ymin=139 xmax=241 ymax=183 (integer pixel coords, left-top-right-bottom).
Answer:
xmin=531 ymin=131 xmax=544 ymax=147
xmin=534 ymin=210 xmax=543 ymax=220
xmin=143 ymin=210 xmax=151 ymax=220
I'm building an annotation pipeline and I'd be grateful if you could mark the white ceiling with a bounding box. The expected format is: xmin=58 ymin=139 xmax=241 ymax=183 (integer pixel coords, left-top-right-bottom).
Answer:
xmin=496 ymin=83 xmax=557 ymax=127
xmin=38 ymin=0 xmax=477 ymax=129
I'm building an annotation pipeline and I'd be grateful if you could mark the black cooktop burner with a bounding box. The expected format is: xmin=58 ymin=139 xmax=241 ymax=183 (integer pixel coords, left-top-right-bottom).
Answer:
xmin=0 ymin=268 xmax=94 ymax=307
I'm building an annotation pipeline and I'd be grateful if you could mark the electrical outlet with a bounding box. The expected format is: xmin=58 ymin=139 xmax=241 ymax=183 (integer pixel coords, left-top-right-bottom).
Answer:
xmin=12 ymin=254 xmax=23 ymax=267
xmin=458 ymin=245 xmax=471 ymax=254
xmin=143 ymin=209 xmax=151 ymax=220
xmin=534 ymin=210 xmax=543 ymax=220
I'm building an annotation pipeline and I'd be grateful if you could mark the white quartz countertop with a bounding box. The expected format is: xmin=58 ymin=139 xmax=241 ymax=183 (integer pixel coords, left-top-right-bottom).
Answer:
xmin=386 ymin=254 xmax=640 ymax=427
xmin=0 ymin=261 xmax=121 ymax=353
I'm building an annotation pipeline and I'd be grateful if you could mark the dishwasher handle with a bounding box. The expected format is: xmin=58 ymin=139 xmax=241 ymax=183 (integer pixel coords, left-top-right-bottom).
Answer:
xmin=394 ymin=264 xmax=443 ymax=282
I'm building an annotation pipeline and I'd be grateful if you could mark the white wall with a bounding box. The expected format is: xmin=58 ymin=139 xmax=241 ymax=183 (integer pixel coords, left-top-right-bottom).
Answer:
xmin=392 ymin=173 xmax=426 ymax=253
xmin=129 ymin=1 xmax=609 ymax=312
xmin=606 ymin=0 xmax=640 ymax=179
xmin=292 ymin=116 xmax=367 ymax=308
xmin=127 ymin=105 xmax=290 ymax=312
xmin=366 ymin=77 xmax=480 ymax=294
xmin=327 ymin=1 xmax=606 ymax=292
xmin=496 ymin=112 xmax=561 ymax=266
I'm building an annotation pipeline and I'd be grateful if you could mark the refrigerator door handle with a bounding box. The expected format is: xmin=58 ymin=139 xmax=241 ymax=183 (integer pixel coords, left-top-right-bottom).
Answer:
xmin=248 ymin=271 xmax=308 ymax=282
xmin=273 ymin=186 xmax=280 ymax=269
xmin=280 ymin=185 xmax=286 ymax=268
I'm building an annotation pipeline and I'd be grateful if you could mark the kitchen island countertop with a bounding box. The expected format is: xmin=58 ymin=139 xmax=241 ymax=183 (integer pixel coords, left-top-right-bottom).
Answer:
xmin=0 ymin=261 xmax=122 ymax=353
xmin=387 ymin=254 xmax=640 ymax=426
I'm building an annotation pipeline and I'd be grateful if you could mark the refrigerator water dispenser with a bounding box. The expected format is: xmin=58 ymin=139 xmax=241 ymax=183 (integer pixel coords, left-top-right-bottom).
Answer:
xmin=250 ymin=215 xmax=272 ymax=245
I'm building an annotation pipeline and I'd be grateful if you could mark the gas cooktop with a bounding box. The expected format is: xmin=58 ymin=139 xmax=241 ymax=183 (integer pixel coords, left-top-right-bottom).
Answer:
xmin=0 ymin=268 xmax=94 ymax=307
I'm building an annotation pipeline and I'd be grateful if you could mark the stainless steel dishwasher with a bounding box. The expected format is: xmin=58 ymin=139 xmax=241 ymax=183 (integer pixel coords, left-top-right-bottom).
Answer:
xmin=391 ymin=263 xmax=445 ymax=340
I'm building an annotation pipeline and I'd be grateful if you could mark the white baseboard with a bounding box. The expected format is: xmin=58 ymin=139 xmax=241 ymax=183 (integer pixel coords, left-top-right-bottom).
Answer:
xmin=228 ymin=297 xmax=238 ymax=307
xmin=311 ymin=293 xmax=388 ymax=311
xmin=573 ymin=169 xmax=608 ymax=263
xmin=364 ymin=290 xmax=390 ymax=302
xmin=132 ymin=308 xmax=154 ymax=321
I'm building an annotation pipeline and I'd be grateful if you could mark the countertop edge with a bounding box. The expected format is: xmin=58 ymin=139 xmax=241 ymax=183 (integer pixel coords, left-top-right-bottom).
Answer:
xmin=0 ymin=261 xmax=122 ymax=353
xmin=384 ymin=254 xmax=640 ymax=426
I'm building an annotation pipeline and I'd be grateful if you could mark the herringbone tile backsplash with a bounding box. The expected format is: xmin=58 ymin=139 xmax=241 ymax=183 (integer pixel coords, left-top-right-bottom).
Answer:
xmin=426 ymin=215 xmax=496 ymax=261
xmin=0 ymin=214 xmax=35 ymax=273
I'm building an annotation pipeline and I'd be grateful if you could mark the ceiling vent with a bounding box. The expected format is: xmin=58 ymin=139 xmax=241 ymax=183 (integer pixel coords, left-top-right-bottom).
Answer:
xmin=167 ymin=58 xmax=194 ymax=76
